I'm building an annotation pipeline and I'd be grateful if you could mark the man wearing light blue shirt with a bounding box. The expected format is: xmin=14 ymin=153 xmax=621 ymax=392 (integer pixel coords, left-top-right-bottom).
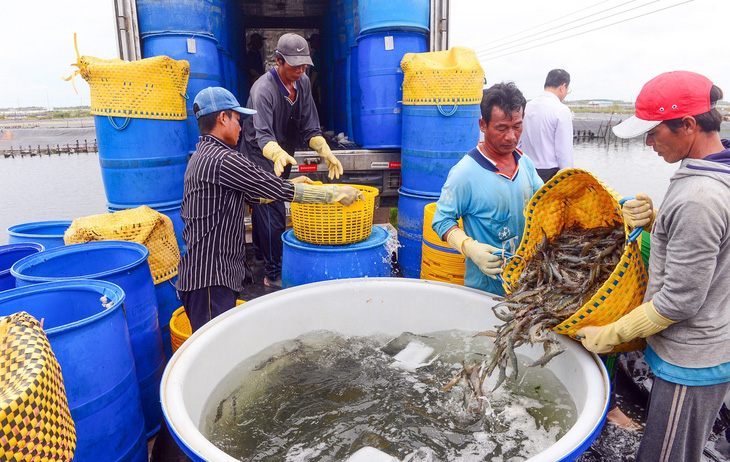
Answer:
xmin=432 ymin=82 xmax=543 ymax=295
xmin=518 ymin=69 xmax=573 ymax=183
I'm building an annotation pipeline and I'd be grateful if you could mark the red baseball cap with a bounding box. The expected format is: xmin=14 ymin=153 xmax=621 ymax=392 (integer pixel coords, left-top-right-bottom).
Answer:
xmin=613 ymin=71 xmax=714 ymax=139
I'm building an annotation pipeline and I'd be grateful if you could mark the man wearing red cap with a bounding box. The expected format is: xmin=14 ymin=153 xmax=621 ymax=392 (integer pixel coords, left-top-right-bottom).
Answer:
xmin=577 ymin=71 xmax=730 ymax=461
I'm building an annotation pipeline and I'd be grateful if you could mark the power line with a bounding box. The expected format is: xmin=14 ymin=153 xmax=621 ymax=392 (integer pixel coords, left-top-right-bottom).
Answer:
xmin=477 ymin=0 xmax=694 ymax=62
xmin=475 ymin=0 xmax=667 ymax=59
xmin=471 ymin=0 xmax=612 ymax=51
xmin=474 ymin=0 xmax=624 ymax=50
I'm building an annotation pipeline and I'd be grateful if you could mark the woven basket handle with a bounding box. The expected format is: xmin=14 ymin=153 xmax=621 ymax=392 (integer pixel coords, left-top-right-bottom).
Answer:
xmin=107 ymin=116 xmax=131 ymax=131
xmin=619 ymin=197 xmax=644 ymax=243
xmin=437 ymin=104 xmax=458 ymax=117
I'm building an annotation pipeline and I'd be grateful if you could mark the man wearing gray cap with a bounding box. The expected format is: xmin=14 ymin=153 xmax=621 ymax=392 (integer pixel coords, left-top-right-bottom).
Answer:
xmin=240 ymin=33 xmax=343 ymax=288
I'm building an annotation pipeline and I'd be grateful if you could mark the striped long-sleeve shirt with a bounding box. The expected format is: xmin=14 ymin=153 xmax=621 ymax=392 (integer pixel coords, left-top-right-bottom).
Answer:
xmin=177 ymin=134 xmax=296 ymax=292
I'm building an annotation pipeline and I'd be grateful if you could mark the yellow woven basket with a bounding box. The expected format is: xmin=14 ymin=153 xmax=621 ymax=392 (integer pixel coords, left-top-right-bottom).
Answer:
xmin=502 ymin=168 xmax=649 ymax=353
xmin=64 ymin=206 xmax=180 ymax=284
xmin=400 ymin=47 xmax=485 ymax=106
xmin=291 ymin=184 xmax=379 ymax=245
xmin=171 ymin=301 xmax=245 ymax=352
xmin=1 ymin=312 xmax=76 ymax=461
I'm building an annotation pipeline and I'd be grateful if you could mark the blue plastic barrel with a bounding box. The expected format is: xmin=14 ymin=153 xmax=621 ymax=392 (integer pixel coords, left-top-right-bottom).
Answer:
xmin=344 ymin=0 xmax=359 ymax=48
xmin=350 ymin=45 xmax=362 ymax=145
xmin=155 ymin=275 xmax=180 ymax=361
xmin=6 ymin=220 xmax=71 ymax=249
xmin=136 ymin=0 xmax=222 ymax=40
xmin=401 ymin=104 xmax=480 ymax=195
xmin=357 ymin=32 xmax=428 ymax=148
xmin=11 ymin=241 xmax=166 ymax=438
xmin=141 ymin=33 xmax=223 ymax=154
xmin=334 ymin=59 xmax=348 ymax=136
xmin=0 ymin=243 xmax=44 ymax=291
xmin=358 ymin=0 xmax=430 ymax=35
xmin=95 ymin=115 xmax=188 ymax=209
xmin=107 ymin=203 xmax=187 ymax=257
xmin=282 ymin=226 xmax=392 ymax=288
xmin=0 ymin=280 xmax=147 ymax=462
xmin=397 ymin=188 xmax=440 ymax=278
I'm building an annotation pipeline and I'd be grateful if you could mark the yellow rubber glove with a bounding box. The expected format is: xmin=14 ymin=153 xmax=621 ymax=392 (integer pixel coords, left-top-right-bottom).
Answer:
xmin=446 ymin=228 xmax=503 ymax=279
xmin=622 ymin=193 xmax=657 ymax=230
xmin=288 ymin=175 xmax=314 ymax=185
xmin=262 ymin=141 xmax=297 ymax=177
xmin=309 ymin=135 xmax=344 ymax=180
xmin=293 ymin=184 xmax=364 ymax=206
xmin=577 ymin=300 xmax=675 ymax=354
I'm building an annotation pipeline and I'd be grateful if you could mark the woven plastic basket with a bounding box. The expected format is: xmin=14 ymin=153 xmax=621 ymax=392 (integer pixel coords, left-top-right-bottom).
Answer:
xmin=291 ymin=184 xmax=380 ymax=245
xmin=171 ymin=301 xmax=245 ymax=352
xmin=64 ymin=205 xmax=180 ymax=284
xmin=1 ymin=312 xmax=76 ymax=460
xmin=502 ymin=168 xmax=649 ymax=353
xmin=400 ymin=47 xmax=485 ymax=106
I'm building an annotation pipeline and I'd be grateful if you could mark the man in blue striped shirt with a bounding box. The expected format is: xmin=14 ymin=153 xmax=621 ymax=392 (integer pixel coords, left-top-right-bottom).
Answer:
xmin=177 ymin=87 xmax=362 ymax=332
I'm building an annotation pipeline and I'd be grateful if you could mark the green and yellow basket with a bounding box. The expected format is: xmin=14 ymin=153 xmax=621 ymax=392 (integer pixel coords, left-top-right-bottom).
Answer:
xmin=502 ymin=168 xmax=649 ymax=353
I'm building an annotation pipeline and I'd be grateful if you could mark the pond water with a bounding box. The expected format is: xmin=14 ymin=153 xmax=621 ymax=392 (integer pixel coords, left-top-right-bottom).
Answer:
xmin=0 ymin=137 xmax=686 ymax=246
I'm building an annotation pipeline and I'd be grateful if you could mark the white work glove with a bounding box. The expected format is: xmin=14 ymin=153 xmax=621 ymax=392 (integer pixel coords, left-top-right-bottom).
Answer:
xmin=622 ymin=193 xmax=656 ymax=229
xmin=309 ymin=135 xmax=344 ymax=180
xmin=293 ymin=184 xmax=364 ymax=206
xmin=446 ymin=228 xmax=503 ymax=279
xmin=262 ymin=141 xmax=297 ymax=177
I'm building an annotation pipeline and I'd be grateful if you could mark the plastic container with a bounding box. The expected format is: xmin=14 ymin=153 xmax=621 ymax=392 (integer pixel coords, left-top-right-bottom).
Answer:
xmin=356 ymin=32 xmax=428 ymax=149
xmin=401 ymin=104 xmax=480 ymax=195
xmin=136 ymin=0 xmax=223 ymax=40
xmin=282 ymin=226 xmax=392 ymax=288
xmin=11 ymin=241 xmax=165 ymax=437
xmin=396 ymin=188 xmax=440 ymax=278
xmin=156 ymin=275 xmax=181 ymax=361
xmin=0 ymin=280 xmax=148 ymax=462
xmin=420 ymin=202 xmax=465 ymax=284
xmin=160 ymin=278 xmax=609 ymax=462
xmin=0 ymin=243 xmax=44 ymax=291
xmin=290 ymin=184 xmax=379 ymax=245
xmin=140 ymin=33 xmax=223 ymax=154
xmin=107 ymin=202 xmax=187 ymax=256
xmin=358 ymin=0 xmax=430 ymax=36
xmin=95 ymin=115 xmax=189 ymax=209
xmin=170 ymin=300 xmax=245 ymax=352
xmin=6 ymin=220 xmax=71 ymax=249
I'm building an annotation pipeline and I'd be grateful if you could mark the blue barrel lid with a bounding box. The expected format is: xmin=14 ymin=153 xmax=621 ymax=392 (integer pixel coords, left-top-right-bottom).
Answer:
xmin=0 ymin=279 xmax=126 ymax=336
xmin=283 ymin=226 xmax=391 ymax=252
xmin=6 ymin=220 xmax=73 ymax=238
xmin=11 ymin=240 xmax=150 ymax=284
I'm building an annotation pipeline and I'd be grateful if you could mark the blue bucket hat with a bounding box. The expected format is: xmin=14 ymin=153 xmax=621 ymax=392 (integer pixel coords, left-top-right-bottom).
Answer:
xmin=193 ymin=87 xmax=256 ymax=119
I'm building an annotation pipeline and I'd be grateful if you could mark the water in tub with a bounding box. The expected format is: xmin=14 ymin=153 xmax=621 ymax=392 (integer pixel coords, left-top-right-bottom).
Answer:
xmin=202 ymin=330 xmax=577 ymax=461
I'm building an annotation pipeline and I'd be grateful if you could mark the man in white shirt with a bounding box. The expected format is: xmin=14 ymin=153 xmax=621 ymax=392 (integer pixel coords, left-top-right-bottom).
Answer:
xmin=518 ymin=69 xmax=573 ymax=183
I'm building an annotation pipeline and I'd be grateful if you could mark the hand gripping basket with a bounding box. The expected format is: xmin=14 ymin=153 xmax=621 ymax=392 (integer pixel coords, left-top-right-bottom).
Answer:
xmin=1 ymin=312 xmax=76 ymax=461
xmin=501 ymin=169 xmax=649 ymax=353
xmin=290 ymin=184 xmax=380 ymax=245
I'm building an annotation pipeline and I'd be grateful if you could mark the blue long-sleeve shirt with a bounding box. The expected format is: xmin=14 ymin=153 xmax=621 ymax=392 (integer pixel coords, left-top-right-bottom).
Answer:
xmin=432 ymin=145 xmax=543 ymax=295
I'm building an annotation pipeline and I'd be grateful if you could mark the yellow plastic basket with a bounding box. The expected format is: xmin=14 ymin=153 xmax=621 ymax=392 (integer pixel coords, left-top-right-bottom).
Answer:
xmin=502 ymin=168 xmax=648 ymax=353
xmin=291 ymin=184 xmax=379 ymax=245
xmin=171 ymin=301 xmax=245 ymax=352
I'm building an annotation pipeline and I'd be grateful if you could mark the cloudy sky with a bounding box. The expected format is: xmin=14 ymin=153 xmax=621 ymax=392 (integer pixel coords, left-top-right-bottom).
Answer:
xmin=0 ymin=0 xmax=725 ymax=107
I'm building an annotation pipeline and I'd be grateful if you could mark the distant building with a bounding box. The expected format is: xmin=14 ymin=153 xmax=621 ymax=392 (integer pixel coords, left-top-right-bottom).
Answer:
xmin=586 ymin=100 xmax=614 ymax=108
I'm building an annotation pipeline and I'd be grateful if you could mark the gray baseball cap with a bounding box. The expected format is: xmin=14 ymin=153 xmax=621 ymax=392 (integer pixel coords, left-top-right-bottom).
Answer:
xmin=276 ymin=33 xmax=314 ymax=67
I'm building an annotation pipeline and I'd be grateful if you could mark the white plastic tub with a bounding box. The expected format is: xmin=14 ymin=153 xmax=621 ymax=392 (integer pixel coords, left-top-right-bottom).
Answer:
xmin=161 ymin=278 xmax=609 ymax=461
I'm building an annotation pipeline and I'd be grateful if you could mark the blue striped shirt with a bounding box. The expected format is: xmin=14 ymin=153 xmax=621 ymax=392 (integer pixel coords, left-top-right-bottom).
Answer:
xmin=177 ymin=134 xmax=295 ymax=292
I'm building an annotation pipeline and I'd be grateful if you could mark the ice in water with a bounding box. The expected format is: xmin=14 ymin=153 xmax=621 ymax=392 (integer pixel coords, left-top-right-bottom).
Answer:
xmin=203 ymin=330 xmax=577 ymax=461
